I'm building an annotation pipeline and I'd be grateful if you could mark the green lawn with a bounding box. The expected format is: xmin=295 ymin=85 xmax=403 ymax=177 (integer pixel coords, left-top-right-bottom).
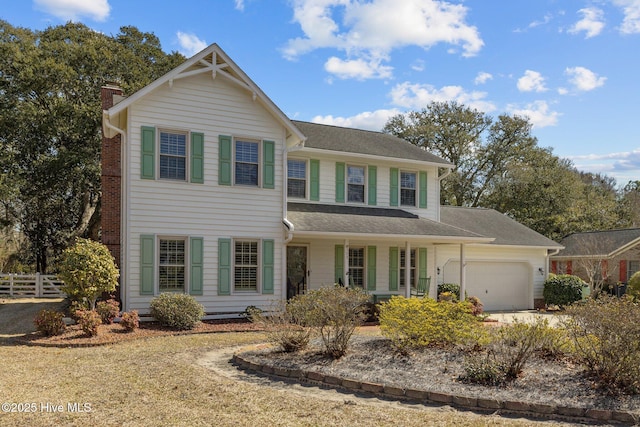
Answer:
xmin=0 ymin=332 xmax=573 ymax=426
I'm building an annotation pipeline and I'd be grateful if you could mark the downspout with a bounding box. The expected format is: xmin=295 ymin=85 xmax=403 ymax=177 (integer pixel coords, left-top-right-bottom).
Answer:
xmin=545 ymin=248 xmax=561 ymax=280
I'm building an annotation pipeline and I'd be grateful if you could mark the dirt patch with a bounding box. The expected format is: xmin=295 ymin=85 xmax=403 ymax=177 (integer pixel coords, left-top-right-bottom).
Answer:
xmin=0 ymin=297 xmax=67 ymax=338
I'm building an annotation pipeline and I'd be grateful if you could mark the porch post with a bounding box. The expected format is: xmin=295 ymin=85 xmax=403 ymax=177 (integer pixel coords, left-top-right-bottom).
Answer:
xmin=343 ymin=239 xmax=349 ymax=287
xmin=405 ymin=241 xmax=411 ymax=298
xmin=460 ymin=243 xmax=466 ymax=302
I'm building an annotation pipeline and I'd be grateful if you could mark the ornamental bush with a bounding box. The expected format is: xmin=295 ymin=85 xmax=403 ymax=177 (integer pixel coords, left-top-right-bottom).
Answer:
xmin=120 ymin=310 xmax=139 ymax=332
xmin=543 ymin=274 xmax=585 ymax=307
xmin=150 ymin=293 xmax=204 ymax=330
xmin=378 ymin=296 xmax=486 ymax=352
xmin=249 ymin=302 xmax=311 ymax=353
xmin=627 ymin=271 xmax=640 ymax=301
xmin=58 ymin=238 xmax=120 ymax=310
xmin=437 ymin=283 xmax=461 ymax=300
xmin=34 ymin=309 xmax=66 ymax=337
xmin=75 ymin=309 xmax=101 ymax=337
xmin=96 ymin=299 xmax=120 ymax=324
xmin=288 ymin=286 xmax=369 ymax=358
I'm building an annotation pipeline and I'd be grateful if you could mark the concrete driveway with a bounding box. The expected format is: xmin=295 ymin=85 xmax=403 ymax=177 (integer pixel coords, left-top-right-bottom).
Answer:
xmin=486 ymin=310 xmax=566 ymax=327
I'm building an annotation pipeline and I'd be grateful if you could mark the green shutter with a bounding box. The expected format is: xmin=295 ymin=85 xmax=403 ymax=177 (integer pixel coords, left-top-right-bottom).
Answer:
xmin=335 ymin=162 xmax=345 ymax=203
xmin=419 ymin=248 xmax=428 ymax=279
xmin=190 ymin=237 xmax=204 ymax=295
xmin=335 ymin=245 xmax=344 ymax=284
xmin=262 ymin=239 xmax=274 ymax=294
xmin=141 ymin=126 xmax=155 ymax=180
xmin=140 ymin=234 xmax=155 ymax=295
xmin=389 ymin=247 xmax=398 ymax=291
xmin=263 ymin=140 xmax=275 ymax=189
xmin=419 ymin=171 xmax=428 ymax=208
xmin=218 ymin=238 xmax=231 ymax=295
xmin=310 ymin=159 xmax=320 ymax=201
xmin=367 ymin=246 xmax=377 ymax=291
xmin=390 ymin=168 xmax=399 ymax=206
xmin=218 ymin=135 xmax=232 ymax=186
xmin=368 ymin=166 xmax=377 ymax=206
xmin=190 ymin=132 xmax=204 ymax=184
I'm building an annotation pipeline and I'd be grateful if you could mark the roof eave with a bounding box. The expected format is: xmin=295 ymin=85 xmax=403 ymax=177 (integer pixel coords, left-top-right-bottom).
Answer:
xmin=291 ymin=230 xmax=493 ymax=243
xmin=294 ymin=147 xmax=453 ymax=168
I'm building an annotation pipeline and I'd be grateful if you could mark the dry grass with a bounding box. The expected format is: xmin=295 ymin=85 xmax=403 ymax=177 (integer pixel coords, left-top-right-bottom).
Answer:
xmin=0 ymin=332 xmax=574 ymax=427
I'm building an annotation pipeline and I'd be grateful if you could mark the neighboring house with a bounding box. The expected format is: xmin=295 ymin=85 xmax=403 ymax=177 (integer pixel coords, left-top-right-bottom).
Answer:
xmin=551 ymin=229 xmax=640 ymax=287
xmin=101 ymin=43 xmax=561 ymax=316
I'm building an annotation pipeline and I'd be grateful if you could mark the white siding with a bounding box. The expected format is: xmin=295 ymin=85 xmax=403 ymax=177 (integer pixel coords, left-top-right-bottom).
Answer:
xmin=124 ymin=73 xmax=287 ymax=315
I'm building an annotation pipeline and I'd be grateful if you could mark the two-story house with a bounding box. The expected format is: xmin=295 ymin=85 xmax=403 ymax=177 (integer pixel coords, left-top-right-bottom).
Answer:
xmin=101 ymin=43 xmax=561 ymax=316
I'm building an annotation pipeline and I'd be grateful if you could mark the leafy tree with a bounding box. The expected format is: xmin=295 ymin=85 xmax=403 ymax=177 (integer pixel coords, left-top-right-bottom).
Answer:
xmin=0 ymin=20 xmax=184 ymax=272
xmin=59 ymin=238 xmax=119 ymax=310
xmin=383 ymin=102 xmax=537 ymax=206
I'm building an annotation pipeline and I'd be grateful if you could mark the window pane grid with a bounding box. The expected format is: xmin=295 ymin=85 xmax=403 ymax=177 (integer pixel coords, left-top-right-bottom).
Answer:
xmin=235 ymin=241 xmax=258 ymax=291
xmin=629 ymin=261 xmax=640 ymax=280
xmin=288 ymin=160 xmax=307 ymax=198
xmin=159 ymin=239 xmax=185 ymax=292
xmin=235 ymin=141 xmax=259 ymax=185
xmin=399 ymin=249 xmax=416 ymax=288
xmin=401 ymin=172 xmax=416 ymax=206
xmin=160 ymin=132 xmax=187 ymax=180
xmin=349 ymin=248 xmax=364 ymax=288
xmin=347 ymin=166 xmax=365 ymax=203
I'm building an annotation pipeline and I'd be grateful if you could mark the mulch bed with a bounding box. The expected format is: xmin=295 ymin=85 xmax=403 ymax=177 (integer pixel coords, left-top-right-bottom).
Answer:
xmin=15 ymin=319 xmax=265 ymax=347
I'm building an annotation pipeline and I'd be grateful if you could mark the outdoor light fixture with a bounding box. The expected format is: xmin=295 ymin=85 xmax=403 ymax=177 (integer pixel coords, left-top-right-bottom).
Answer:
xmin=538 ymin=267 xmax=544 ymax=275
xmin=437 ymin=267 xmax=441 ymax=275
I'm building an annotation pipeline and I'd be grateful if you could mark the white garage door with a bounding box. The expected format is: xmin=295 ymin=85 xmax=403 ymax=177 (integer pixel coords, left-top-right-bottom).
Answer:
xmin=443 ymin=261 xmax=531 ymax=311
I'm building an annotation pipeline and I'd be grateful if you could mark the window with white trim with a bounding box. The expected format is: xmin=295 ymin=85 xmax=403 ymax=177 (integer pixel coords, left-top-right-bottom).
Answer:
xmin=629 ymin=260 xmax=640 ymax=280
xmin=399 ymin=249 xmax=416 ymax=288
xmin=349 ymin=247 xmax=365 ymax=287
xmin=347 ymin=165 xmax=365 ymax=203
xmin=400 ymin=172 xmax=416 ymax=206
xmin=159 ymin=238 xmax=186 ymax=292
xmin=159 ymin=131 xmax=187 ymax=180
xmin=235 ymin=139 xmax=259 ymax=186
xmin=288 ymin=159 xmax=306 ymax=198
xmin=234 ymin=240 xmax=258 ymax=291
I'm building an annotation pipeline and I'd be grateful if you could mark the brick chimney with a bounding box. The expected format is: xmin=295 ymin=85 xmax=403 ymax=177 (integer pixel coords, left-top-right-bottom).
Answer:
xmin=101 ymin=84 xmax=124 ymax=269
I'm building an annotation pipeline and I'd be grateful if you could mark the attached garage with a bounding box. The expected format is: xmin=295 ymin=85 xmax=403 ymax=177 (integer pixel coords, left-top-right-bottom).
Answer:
xmin=443 ymin=261 xmax=532 ymax=311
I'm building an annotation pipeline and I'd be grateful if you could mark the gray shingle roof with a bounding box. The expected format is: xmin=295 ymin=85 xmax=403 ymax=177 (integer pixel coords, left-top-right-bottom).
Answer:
xmin=440 ymin=206 xmax=562 ymax=248
xmin=287 ymin=203 xmax=484 ymax=239
xmin=292 ymin=120 xmax=452 ymax=166
xmin=553 ymin=228 xmax=640 ymax=257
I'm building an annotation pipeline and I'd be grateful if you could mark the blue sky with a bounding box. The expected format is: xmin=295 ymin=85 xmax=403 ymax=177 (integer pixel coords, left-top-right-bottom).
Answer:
xmin=3 ymin=0 xmax=640 ymax=185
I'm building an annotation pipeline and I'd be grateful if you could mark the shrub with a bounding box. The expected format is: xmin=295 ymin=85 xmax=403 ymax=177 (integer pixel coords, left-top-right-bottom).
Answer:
xmin=563 ymin=295 xmax=640 ymax=393
xmin=438 ymin=283 xmax=460 ymax=300
xmin=96 ymin=299 xmax=120 ymax=324
xmin=378 ymin=296 xmax=486 ymax=352
xmin=461 ymin=317 xmax=556 ymax=385
xmin=34 ymin=309 xmax=66 ymax=337
xmin=59 ymin=238 xmax=120 ymax=309
xmin=627 ymin=271 xmax=640 ymax=301
xmin=250 ymin=302 xmax=311 ymax=352
xmin=150 ymin=293 xmax=204 ymax=330
xmin=289 ymin=286 xmax=369 ymax=358
xmin=75 ymin=309 xmax=101 ymax=337
xmin=243 ymin=305 xmax=263 ymax=321
xmin=467 ymin=296 xmax=484 ymax=316
xmin=543 ymin=274 xmax=585 ymax=307
xmin=120 ymin=310 xmax=139 ymax=332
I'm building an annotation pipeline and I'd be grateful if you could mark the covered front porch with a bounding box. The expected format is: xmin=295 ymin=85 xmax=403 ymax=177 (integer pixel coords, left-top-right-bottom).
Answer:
xmin=283 ymin=202 xmax=493 ymax=302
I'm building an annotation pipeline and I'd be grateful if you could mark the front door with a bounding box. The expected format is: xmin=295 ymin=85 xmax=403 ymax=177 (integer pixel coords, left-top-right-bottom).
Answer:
xmin=287 ymin=245 xmax=308 ymax=299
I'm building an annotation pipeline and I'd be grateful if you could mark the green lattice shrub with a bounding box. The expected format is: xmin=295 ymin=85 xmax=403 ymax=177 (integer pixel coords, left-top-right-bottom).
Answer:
xmin=543 ymin=274 xmax=585 ymax=307
xmin=150 ymin=293 xmax=204 ymax=330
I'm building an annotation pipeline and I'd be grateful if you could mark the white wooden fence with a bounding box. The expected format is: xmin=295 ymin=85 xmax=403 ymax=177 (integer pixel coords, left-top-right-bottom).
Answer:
xmin=0 ymin=273 xmax=65 ymax=298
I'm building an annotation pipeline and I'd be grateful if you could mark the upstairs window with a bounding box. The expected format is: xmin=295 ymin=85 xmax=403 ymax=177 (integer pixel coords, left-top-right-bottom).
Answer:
xmin=159 ymin=238 xmax=186 ymax=292
xmin=235 ymin=140 xmax=259 ymax=186
xmin=400 ymin=172 xmax=416 ymax=206
xmin=347 ymin=165 xmax=365 ymax=203
xmin=288 ymin=159 xmax=306 ymax=198
xmin=159 ymin=131 xmax=187 ymax=180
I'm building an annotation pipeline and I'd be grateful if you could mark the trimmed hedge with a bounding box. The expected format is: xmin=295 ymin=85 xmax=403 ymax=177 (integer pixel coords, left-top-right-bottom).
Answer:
xmin=543 ymin=274 xmax=586 ymax=307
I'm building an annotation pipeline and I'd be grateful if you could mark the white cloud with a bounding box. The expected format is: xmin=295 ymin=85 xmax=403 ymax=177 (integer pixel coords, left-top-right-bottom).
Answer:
xmin=176 ymin=32 xmax=208 ymax=57
xmin=568 ymin=7 xmax=605 ymax=38
xmin=389 ymin=81 xmax=496 ymax=112
xmin=235 ymin=0 xmax=245 ymax=11
xmin=324 ymin=56 xmax=393 ymax=80
xmin=517 ymin=70 xmax=547 ymax=92
xmin=506 ymin=100 xmax=560 ymax=128
xmin=612 ymin=0 xmax=640 ymax=34
xmin=411 ymin=59 xmax=426 ymax=72
xmin=569 ymin=149 xmax=640 ymax=183
xmin=565 ymin=66 xmax=606 ymax=91
xmin=474 ymin=71 xmax=492 ymax=85
xmin=34 ymin=0 xmax=110 ymax=21
xmin=282 ymin=0 xmax=483 ymax=80
xmin=311 ymin=109 xmax=402 ymax=131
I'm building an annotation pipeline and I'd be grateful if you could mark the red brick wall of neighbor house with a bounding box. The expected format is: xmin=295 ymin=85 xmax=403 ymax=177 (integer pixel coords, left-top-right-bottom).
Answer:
xmin=100 ymin=85 xmax=123 ymax=269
